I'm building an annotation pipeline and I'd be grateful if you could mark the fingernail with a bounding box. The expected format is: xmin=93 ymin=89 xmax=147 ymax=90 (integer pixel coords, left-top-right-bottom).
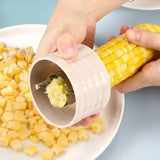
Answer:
xmin=60 ymin=44 xmax=75 ymax=59
xmin=126 ymin=29 xmax=140 ymax=42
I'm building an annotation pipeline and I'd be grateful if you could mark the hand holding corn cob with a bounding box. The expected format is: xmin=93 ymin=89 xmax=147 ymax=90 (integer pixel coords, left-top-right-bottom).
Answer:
xmin=46 ymin=24 xmax=160 ymax=109
xmin=115 ymin=24 xmax=160 ymax=93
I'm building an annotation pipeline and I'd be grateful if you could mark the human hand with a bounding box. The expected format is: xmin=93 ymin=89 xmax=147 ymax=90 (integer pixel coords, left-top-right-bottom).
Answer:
xmin=35 ymin=0 xmax=128 ymax=125
xmin=115 ymin=26 xmax=160 ymax=93
xmin=35 ymin=0 xmax=96 ymax=60
xmin=35 ymin=0 xmax=127 ymax=60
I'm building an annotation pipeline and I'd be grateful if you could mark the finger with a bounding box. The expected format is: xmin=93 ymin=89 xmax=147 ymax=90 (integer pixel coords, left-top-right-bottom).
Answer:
xmin=90 ymin=112 xmax=100 ymax=118
xmin=126 ymin=29 xmax=160 ymax=51
xmin=119 ymin=25 xmax=129 ymax=35
xmin=57 ymin=32 xmax=77 ymax=60
xmin=81 ymin=117 xmax=92 ymax=125
xmin=35 ymin=29 xmax=57 ymax=61
xmin=108 ymin=36 xmax=116 ymax=42
xmin=115 ymin=71 xmax=147 ymax=93
xmin=82 ymin=17 xmax=96 ymax=49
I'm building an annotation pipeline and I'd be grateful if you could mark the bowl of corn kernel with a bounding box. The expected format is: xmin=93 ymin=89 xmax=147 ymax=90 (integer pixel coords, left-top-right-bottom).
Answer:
xmin=0 ymin=25 xmax=124 ymax=160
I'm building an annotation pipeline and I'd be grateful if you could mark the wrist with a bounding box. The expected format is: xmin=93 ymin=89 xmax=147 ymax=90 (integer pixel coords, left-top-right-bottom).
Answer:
xmin=86 ymin=0 xmax=128 ymax=22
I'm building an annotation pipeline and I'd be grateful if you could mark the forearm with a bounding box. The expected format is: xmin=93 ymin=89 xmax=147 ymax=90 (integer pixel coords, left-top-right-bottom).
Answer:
xmin=87 ymin=0 xmax=128 ymax=21
xmin=56 ymin=0 xmax=127 ymax=23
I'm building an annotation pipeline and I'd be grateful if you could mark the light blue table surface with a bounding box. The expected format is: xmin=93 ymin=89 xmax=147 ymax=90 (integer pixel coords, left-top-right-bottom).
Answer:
xmin=1 ymin=0 xmax=160 ymax=160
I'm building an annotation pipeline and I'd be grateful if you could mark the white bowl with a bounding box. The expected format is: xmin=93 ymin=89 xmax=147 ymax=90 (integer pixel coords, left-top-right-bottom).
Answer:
xmin=123 ymin=0 xmax=160 ymax=10
xmin=0 ymin=24 xmax=124 ymax=160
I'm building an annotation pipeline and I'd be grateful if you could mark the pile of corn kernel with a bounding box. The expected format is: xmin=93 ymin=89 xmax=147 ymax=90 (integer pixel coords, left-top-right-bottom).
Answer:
xmin=0 ymin=42 xmax=105 ymax=160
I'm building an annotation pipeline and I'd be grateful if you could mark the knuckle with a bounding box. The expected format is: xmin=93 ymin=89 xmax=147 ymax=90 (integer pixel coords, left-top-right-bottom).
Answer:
xmin=139 ymin=31 xmax=160 ymax=50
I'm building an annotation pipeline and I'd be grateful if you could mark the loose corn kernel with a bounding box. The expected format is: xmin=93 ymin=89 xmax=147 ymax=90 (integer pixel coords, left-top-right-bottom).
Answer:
xmin=26 ymin=101 xmax=34 ymax=109
xmin=17 ymin=60 xmax=27 ymax=69
xmin=60 ymin=128 xmax=70 ymax=135
xmin=19 ymin=81 xmax=29 ymax=93
xmin=38 ymin=131 xmax=54 ymax=143
xmin=17 ymin=128 xmax=30 ymax=140
xmin=51 ymin=127 xmax=61 ymax=137
xmin=0 ymin=80 xmax=8 ymax=89
xmin=0 ymin=133 xmax=11 ymax=147
xmin=68 ymin=126 xmax=83 ymax=132
xmin=14 ymin=111 xmax=27 ymax=123
xmin=1 ymin=111 xmax=14 ymax=121
xmin=1 ymin=87 xmax=18 ymax=97
xmin=8 ymin=130 xmax=18 ymax=139
xmin=34 ymin=123 xmax=48 ymax=133
xmin=24 ymin=92 xmax=32 ymax=101
xmin=68 ymin=131 xmax=78 ymax=143
xmin=0 ymin=96 xmax=5 ymax=107
xmin=7 ymin=121 xmax=21 ymax=131
xmin=29 ymin=135 xmax=40 ymax=143
xmin=15 ymin=95 xmax=26 ymax=102
xmin=19 ymin=71 xmax=29 ymax=82
xmin=13 ymin=101 xmax=27 ymax=110
xmin=0 ymin=42 xmax=6 ymax=48
xmin=44 ymin=139 xmax=56 ymax=147
xmin=8 ymin=79 xmax=18 ymax=89
xmin=32 ymin=107 xmax=39 ymax=115
xmin=14 ymin=74 xmax=20 ymax=83
xmin=78 ymin=129 xmax=89 ymax=141
xmin=0 ymin=61 xmax=5 ymax=72
xmin=16 ymin=49 xmax=25 ymax=60
xmin=5 ymin=57 xmax=16 ymax=66
xmin=0 ymin=108 xmax=3 ymax=116
xmin=91 ymin=122 xmax=105 ymax=134
xmin=40 ymin=149 xmax=54 ymax=160
xmin=57 ymin=134 xmax=68 ymax=147
xmin=5 ymin=100 xmax=13 ymax=112
xmin=0 ymin=128 xmax=8 ymax=137
xmin=52 ymin=143 xmax=64 ymax=156
xmin=4 ymin=96 xmax=15 ymax=101
xmin=25 ymin=145 xmax=38 ymax=156
xmin=25 ymin=46 xmax=34 ymax=55
xmin=9 ymin=63 xmax=21 ymax=74
xmin=9 ymin=139 xmax=22 ymax=152
xmin=25 ymin=109 xmax=34 ymax=118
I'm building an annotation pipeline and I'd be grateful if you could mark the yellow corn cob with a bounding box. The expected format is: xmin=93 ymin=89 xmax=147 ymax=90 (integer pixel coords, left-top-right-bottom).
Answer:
xmin=95 ymin=24 xmax=160 ymax=86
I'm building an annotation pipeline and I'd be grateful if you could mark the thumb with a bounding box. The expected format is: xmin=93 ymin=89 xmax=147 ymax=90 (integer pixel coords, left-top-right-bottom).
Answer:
xmin=126 ymin=28 xmax=160 ymax=51
xmin=57 ymin=32 xmax=77 ymax=60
